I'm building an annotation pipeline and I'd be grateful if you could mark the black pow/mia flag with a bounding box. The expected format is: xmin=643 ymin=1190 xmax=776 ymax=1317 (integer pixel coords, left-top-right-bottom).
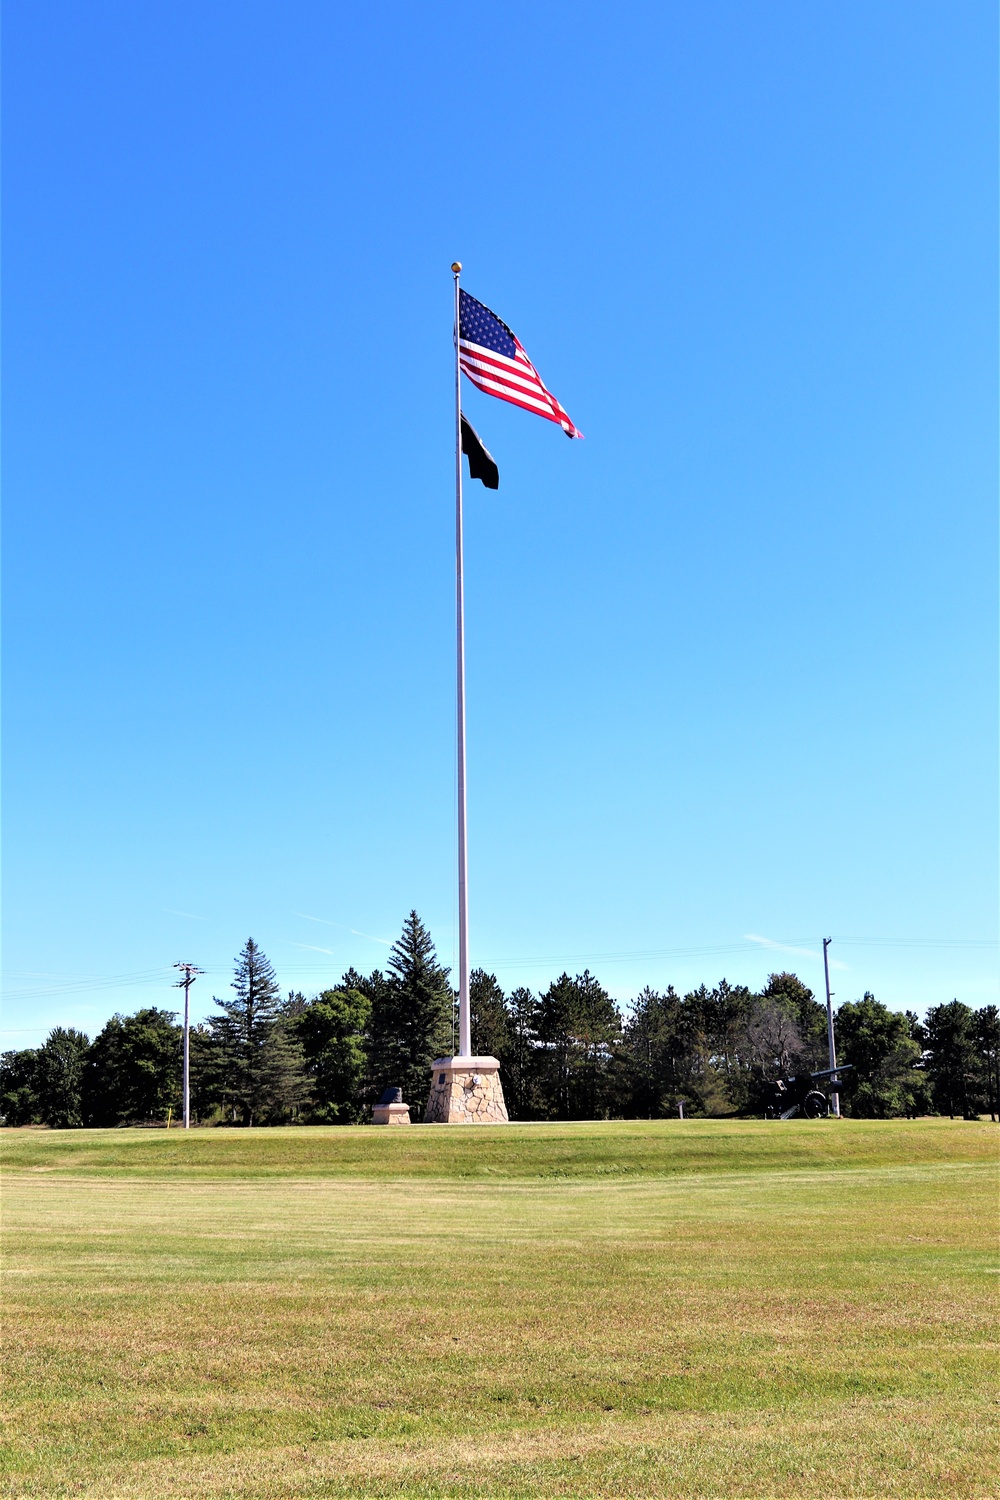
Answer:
xmin=460 ymin=413 xmax=499 ymax=490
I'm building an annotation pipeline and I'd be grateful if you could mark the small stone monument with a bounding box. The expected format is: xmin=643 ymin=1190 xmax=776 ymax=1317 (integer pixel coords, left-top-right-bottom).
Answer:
xmin=423 ymin=1056 xmax=508 ymax=1124
xmin=372 ymin=1087 xmax=411 ymax=1126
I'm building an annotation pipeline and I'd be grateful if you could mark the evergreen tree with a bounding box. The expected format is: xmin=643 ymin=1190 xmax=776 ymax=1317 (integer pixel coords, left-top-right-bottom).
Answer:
xmin=210 ymin=939 xmax=294 ymax=1125
xmin=339 ymin=966 xmax=379 ymax=998
xmin=188 ymin=1023 xmax=222 ymax=1124
xmin=533 ymin=972 xmax=576 ymax=1118
xmin=336 ymin=966 xmax=390 ymax=1113
xmin=623 ymin=986 xmax=694 ymax=1116
xmin=83 ymin=1008 xmax=182 ymax=1125
xmin=535 ymin=971 xmax=622 ymax=1119
xmin=293 ymin=988 xmax=371 ymax=1122
xmin=975 ymin=1005 xmax=1000 ymax=1122
xmin=369 ymin=911 xmax=452 ymax=1113
xmin=924 ymin=1000 xmax=980 ymax=1117
xmin=283 ymin=990 xmax=310 ymax=1017
xmin=504 ymin=986 xmax=542 ymax=1119
xmin=685 ymin=979 xmax=756 ymax=1113
xmin=264 ymin=1000 xmax=311 ymax=1123
xmin=470 ymin=969 xmax=511 ymax=1061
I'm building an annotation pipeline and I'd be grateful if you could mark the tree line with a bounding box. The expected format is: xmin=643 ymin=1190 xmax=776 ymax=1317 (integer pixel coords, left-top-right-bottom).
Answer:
xmin=3 ymin=911 xmax=998 ymax=1127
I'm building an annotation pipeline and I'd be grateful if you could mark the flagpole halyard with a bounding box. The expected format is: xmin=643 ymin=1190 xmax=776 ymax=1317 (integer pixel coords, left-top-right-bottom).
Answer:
xmin=453 ymin=262 xmax=472 ymax=1059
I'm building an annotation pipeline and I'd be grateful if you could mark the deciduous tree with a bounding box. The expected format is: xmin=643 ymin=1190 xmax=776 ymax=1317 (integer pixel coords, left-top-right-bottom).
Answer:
xmin=834 ymin=994 xmax=930 ymax=1117
xmin=83 ymin=1008 xmax=181 ymax=1125
xmin=293 ymin=988 xmax=371 ymax=1122
xmin=0 ymin=1049 xmax=40 ymax=1126
xmin=34 ymin=1028 xmax=90 ymax=1129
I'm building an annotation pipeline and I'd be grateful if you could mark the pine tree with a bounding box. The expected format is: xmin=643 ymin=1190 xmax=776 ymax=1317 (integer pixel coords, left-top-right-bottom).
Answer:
xmin=924 ymin=1000 xmax=979 ymax=1117
xmin=504 ymin=986 xmax=542 ymax=1119
xmin=470 ymin=969 xmax=511 ymax=1060
xmin=210 ymin=939 xmax=288 ymax=1125
xmin=264 ymin=1022 xmax=310 ymax=1122
xmin=369 ymin=911 xmax=453 ymax=1114
xmin=623 ymin=986 xmax=692 ymax=1116
xmin=535 ymin=971 xmax=621 ymax=1119
xmin=975 ymin=1005 xmax=1000 ymax=1122
xmin=188 ymin=1023 xmax=222 ymax=1124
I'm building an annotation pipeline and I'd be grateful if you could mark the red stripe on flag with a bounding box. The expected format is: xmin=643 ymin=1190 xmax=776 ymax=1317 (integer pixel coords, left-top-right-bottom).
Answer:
xmin=458 ymin=333 xmax=582 ymax=439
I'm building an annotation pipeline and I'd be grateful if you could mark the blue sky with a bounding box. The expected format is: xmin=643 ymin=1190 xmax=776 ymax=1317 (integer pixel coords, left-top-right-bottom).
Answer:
xmin=3 ymin=1 xmax=996 ymax=1045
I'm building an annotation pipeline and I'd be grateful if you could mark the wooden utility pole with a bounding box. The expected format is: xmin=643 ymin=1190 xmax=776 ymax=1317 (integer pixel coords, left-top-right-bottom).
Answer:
xmin=173 ymin=962 xmax=203 ymax=1129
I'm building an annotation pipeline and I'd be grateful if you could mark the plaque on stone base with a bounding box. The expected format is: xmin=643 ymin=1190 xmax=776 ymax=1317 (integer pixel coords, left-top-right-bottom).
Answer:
xmin=423 ymin=1057 xmax=509 ymax=1124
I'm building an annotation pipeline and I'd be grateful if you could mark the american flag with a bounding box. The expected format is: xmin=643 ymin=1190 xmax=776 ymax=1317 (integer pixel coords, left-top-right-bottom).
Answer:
xmin=459 ymin=290 xmax=582 ymax=439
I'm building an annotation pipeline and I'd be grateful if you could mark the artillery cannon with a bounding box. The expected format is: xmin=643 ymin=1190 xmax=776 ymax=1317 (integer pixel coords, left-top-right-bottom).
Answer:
xmin=763 ymin=1064 xmax=853 ymax=1119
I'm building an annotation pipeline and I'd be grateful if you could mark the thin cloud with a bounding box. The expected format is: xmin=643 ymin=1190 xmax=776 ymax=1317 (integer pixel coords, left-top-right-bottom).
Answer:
xmin=286 ymin=942 xmax=336 ymax=956
xmin=292 ymin=912 xmax=391 ymax=946
xmin=744 ymin=934 xmax=849 ymax=971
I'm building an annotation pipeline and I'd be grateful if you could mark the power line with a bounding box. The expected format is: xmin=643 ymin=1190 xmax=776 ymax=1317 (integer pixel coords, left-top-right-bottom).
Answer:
xmin=3 ymin=934 xmax=994 ymax=1002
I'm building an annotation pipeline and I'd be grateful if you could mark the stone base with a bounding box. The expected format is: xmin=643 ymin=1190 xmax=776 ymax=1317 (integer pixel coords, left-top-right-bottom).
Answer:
xmin=424 ymin=1057 xmax=509 ymax=1124
xmin=372 ymin=1102 xmax=411 ymax=1125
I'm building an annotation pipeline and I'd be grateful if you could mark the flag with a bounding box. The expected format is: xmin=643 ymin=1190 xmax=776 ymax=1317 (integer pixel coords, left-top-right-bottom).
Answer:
xmin=459 ymin=289 xmax=582 ymax=439
xmin=461 ymin=413 xmax=499 ymax=489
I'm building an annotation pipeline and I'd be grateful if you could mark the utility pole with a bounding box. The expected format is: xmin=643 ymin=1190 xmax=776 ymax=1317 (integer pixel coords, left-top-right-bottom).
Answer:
xmin=822 ymin=938 xmax=840 ymax=1118
xmin=173 ymin=962 xmax=203 ymax=1130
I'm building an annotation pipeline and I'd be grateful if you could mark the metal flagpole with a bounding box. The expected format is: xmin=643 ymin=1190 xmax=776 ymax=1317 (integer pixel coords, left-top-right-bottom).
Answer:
xmin=822 ymin=938 xmax=840 ymax=1117
xmin=452 ymin=261 xmax=471 ymax=1059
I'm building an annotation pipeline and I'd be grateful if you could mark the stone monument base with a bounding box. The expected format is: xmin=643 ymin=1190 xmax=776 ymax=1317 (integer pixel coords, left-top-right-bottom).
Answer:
xmin=372 ymin=1101 xmax=411 ymax=1125
xmin=372 ymin=1087 xmax=410 ymax=1125
xmin=423 ymin=1056 xmax=509 ymax=1124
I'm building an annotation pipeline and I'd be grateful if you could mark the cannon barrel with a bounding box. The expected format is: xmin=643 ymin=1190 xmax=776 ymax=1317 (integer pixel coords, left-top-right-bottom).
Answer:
xmin=810 ymin=1064 xmax=854 ymax=1082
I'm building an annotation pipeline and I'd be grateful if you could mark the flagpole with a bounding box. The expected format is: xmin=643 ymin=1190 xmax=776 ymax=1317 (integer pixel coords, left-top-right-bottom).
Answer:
xmin=452 ymin=261 xmax=471 ymax=1059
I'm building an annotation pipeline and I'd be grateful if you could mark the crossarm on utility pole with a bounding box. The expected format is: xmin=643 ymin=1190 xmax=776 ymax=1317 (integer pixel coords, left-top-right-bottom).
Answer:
xmin=173 ymin=962 xmax=203 ymax=1129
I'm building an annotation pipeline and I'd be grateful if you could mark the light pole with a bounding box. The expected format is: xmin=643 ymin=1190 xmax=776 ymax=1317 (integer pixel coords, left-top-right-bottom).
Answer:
xmin=173 ymin=962 xmax=203 ymax=1129
xmin=822 ymin=938 xmax=840 ymax=1118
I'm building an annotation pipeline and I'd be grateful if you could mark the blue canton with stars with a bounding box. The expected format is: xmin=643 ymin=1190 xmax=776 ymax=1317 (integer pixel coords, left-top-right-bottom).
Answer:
xmin=459 ymin=290 xmax=517 ymax=358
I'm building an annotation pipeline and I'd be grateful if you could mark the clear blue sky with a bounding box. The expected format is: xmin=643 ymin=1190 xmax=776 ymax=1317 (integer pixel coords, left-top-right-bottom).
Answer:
xmin=3 ymin=1 xmax=996 ymax=1044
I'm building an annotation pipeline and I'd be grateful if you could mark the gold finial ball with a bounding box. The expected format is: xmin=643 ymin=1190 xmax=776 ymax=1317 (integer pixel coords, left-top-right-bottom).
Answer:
xmin=451 ymin=261 xmax=462 ymax=273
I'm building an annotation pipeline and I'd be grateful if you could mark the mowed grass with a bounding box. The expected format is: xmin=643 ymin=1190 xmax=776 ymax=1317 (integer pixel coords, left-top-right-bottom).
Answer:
xmin=1 ymin=1121 xmax=997 ymax=1499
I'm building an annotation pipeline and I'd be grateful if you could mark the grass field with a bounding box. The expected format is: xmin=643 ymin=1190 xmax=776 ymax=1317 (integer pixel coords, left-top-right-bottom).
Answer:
xmin=2 ymin=1119 xmax=997 ymax=1498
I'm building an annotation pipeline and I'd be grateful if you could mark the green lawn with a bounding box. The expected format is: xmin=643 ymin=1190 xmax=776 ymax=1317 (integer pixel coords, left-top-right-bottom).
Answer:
xmin=2 ymin=1120 xmax=996 ymax=1498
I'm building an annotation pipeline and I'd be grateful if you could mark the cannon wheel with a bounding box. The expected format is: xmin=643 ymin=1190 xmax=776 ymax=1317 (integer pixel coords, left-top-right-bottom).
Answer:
xmin=802 ymin=1090 xmax=829 ymax=1119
